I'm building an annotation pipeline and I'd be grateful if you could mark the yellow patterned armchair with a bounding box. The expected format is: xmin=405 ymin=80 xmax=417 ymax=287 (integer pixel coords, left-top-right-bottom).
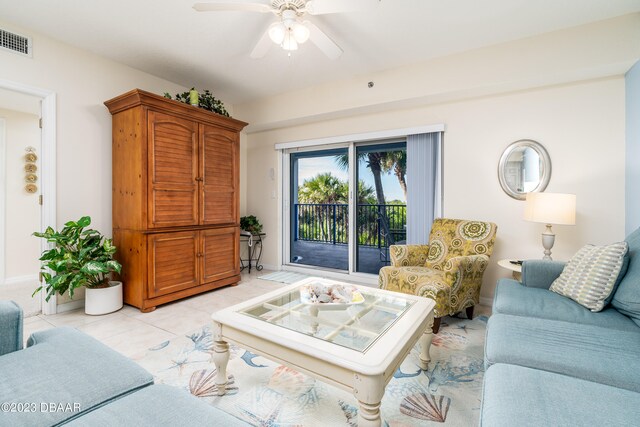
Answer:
xmin=379 ymin=218 xmax=497 ymax=333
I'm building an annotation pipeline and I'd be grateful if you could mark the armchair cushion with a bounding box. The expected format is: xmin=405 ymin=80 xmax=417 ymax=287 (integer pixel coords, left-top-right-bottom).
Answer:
xmin=0 ymin=301 xmax=23 ymax=356
xmin=389 ymin=244 xmax=430 ymax=267
xmin=424 ymin=219 xmax=496 ymax=270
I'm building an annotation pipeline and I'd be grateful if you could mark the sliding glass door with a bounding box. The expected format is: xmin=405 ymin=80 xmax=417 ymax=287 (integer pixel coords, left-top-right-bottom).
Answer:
xmin=355 ymin=142 xmax=407 ymax=274
xmin=287 ymin=142 xmax=408 ymax=276
xmin=289 ymin=148 xmax=349 ymax=270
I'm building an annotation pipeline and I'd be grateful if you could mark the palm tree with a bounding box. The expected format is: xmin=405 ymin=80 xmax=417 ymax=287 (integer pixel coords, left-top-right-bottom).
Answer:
xmin=298 ymin=173 xmax=346 ymax=203
xmin=335 ymin=153 xmax=386 ymax=206
xmin=382 ymin=151 xmax=407 ymax=200
xmin=334 ymin=150 xmax=407 ymax=250
xmin=298 ymin=172 xmax=375 ymax=204
xmin=335 ymin=150 xmax=407 ymax=204
xmin=297 ymin=173 xmax=375 ymax=243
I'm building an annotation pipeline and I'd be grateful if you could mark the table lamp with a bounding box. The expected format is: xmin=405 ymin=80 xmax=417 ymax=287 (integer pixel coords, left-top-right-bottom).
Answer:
xmin=524 ymin=192 xmax=576 ymax=260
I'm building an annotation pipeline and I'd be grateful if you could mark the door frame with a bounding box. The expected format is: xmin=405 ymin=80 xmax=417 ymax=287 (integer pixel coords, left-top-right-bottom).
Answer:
xmin=0 ymin=79 xmax=57 ymax=314
xmin=282 ymin=143 xmax=352 ymax=276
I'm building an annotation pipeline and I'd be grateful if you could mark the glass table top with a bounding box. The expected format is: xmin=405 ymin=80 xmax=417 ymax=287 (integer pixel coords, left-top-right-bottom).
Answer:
xmin=239 ymin=281 xmax=415 ymax=353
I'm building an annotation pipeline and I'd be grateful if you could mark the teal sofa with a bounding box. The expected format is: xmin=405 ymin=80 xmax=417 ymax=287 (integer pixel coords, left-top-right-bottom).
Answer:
xmin=481 ymin=228 xmax=640 ymax=426
xmin=0 ymin=301 xmax=248 ymax=426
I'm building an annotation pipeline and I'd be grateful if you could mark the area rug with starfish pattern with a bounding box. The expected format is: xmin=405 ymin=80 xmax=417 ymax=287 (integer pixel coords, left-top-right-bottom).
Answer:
xmin=135 ymin=315 xmax=487 ymax=426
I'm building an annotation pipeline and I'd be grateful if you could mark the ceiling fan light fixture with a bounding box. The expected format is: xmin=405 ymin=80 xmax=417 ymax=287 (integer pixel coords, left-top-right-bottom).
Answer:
xmin=268 ymin=22 xmax=286 ymax=44
xmin=281 ymin=33 xmax=298 ymax=51
xmin=291 ymin=21 xmax=310 ymax=44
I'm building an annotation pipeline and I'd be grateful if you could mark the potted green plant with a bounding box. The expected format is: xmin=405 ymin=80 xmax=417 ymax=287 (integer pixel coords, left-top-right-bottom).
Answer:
xmin=240 ymin=215 xmax=263 ymax=235
xmin=33 ymin=216 xmax=123 ymax=315
xmin=163 ymin=88 xmax=230 ymax=117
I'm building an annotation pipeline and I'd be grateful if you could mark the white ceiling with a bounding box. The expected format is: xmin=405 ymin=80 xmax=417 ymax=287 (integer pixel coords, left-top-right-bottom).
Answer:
xmin=1 ymin=0 xmax=639 ymax=105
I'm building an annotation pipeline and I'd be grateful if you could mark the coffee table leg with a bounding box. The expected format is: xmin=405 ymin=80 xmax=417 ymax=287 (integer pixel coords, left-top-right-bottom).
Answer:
xmin=309 ymin=306 xmax=319 ymax=335
xmin=419 ymin=314 xmax=434 ymax=370
xmin=213 ymin=340 xmax=229 ymax=395
xmin=354 ymin=374 xmax=384 ymax=427
xmin=212 ymin=322 xmax=230 ymax=396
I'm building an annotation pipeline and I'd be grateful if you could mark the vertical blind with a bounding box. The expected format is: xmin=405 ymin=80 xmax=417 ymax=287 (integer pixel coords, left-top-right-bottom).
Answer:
xmin=406 ymin=132 xmax=443 ymax=244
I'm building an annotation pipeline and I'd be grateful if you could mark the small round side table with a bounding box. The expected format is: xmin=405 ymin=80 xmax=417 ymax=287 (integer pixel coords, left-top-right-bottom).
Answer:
xmin=498 ymin=259 xmax=522 ymax=281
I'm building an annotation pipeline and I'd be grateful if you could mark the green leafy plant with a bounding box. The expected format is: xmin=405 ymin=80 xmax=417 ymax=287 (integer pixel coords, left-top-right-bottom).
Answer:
xmin=33 ymin=216 xmax=122 ymax=301
xmin=240 ymin=215 xmax=263 ymax=235
xmin=163 ymin=88 xmax=230 ymax=117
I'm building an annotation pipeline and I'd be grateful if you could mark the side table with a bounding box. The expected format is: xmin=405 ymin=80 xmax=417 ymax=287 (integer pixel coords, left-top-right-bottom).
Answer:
xmin=497 ymin=259 xmax=522 ymax=281
xmin=240 ymin=231 xmax=265 ymax=273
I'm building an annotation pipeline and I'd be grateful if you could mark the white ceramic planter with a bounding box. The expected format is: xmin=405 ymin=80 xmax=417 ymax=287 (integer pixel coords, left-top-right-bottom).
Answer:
xmin=85 ymin=281 xmax=123 ymax=315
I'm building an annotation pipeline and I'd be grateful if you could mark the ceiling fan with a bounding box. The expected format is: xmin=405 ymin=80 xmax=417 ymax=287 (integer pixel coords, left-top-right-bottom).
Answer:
xmin=193 ymin=0 xmax=379 ymax=59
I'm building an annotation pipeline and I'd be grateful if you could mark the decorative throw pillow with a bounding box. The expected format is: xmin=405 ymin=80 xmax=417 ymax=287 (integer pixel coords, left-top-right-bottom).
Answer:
xmin=550 ymin=242 xmax=629 ymax=312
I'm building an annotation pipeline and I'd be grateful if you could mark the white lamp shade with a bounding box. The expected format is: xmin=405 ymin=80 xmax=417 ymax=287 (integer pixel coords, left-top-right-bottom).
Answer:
xmin=292 ymin=22 xmax=310 ymax=44
xmin=268 ymin=22 xmax=286 ymax=44
xmin=524 ymin=192 xmax=576 ymax=225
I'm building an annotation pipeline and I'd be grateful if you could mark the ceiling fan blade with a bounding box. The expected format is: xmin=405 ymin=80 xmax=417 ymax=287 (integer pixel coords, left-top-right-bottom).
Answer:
xmin=193 ymin=2 xmax=273 ymax=13
xmin=250 ymin=28 xmax=273 ymax=58
xmin=305 ymin=0 xmax=378 ymax=15
xmin=305 ymin=21 xmax=343 ymax=60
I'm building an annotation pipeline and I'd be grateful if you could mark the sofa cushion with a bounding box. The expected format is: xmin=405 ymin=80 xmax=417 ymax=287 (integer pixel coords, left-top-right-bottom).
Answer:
xmin=0 ymin=300 xmax=23 ymax=356
xmin=493 ymin=279 xmax=638 ymax=331
xmin=485 ymin=314 xmax=640 ymax=392
xmin=520 ymin=260 xmax=566 ymax=289
xmin=481 ymin=364 xmax=640 ymax=427
xmin=65 ymin=384 xmax=250 ymax=426
xmin=549 ymin=241 xmax=628 ymax=312
xmin=612 ymin=227 xmax=640 ymax=325
xmin=0 ymin=327 xmax=153 ymax=426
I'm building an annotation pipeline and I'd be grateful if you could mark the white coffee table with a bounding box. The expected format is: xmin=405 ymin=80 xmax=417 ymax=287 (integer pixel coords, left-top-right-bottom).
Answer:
xmin=211 ymin=277 xmax=435 ymax=427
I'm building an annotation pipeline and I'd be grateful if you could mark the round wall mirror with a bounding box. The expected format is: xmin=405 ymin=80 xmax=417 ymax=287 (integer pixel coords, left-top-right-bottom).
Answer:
xmin=498 ymin=139 xmax=551 ymax=200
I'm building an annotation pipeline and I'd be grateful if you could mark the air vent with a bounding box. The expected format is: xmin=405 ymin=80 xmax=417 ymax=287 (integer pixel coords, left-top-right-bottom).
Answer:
xmin=0 ymin=28 xmax=32 ymax=57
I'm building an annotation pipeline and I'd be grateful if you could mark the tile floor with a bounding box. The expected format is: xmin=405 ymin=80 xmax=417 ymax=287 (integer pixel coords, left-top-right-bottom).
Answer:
xmin=25 ymin=269 xmax=288 ymax=358
xmin=25 ymin=270 xmax=490 ymax=360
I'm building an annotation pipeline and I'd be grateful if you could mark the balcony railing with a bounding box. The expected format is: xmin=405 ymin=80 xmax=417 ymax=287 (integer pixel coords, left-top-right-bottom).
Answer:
xmin=293 ymin=203 xmax=406 ymax=248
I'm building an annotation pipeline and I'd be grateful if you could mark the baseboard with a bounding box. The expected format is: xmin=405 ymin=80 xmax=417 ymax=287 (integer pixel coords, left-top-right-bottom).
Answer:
xmin=55 ymin=299 xmax=84 ymax=314
xmin=258 ymin=264 xmax=280 ymax=272
xmin=3 ymin=274 xmax=38 ymax=286
xmin=479 ymin=296 xmax=493 ymax=307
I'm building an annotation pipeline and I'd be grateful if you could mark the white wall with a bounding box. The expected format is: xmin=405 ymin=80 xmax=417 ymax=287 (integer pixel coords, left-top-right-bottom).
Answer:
xmin=245 ymin=77 xmax=627 ymax=301
xmin=626 ymin=60 xmax=640 ymax=235
xmin=0 ymin=108 xmax=41 ymax=280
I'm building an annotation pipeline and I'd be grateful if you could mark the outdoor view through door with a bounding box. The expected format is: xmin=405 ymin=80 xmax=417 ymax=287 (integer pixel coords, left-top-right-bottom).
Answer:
xmin=356 ymin=142 xmax=406 ymax=274
xmin=289 ymin=143 xmax=407 ymax=274
xmin=290 ymin=148 xmax=349 ymax=270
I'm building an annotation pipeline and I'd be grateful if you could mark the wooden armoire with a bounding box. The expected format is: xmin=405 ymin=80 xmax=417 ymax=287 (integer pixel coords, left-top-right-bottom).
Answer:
xmin=105 ymin=89 xmax=248 ymax=312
